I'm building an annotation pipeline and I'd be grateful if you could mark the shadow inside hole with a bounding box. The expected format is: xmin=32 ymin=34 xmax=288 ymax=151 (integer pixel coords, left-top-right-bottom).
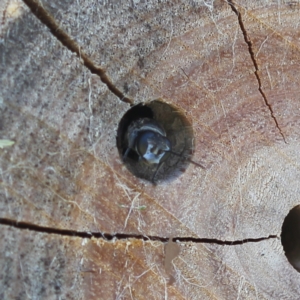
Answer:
xmin=281 ymin=205 xmax=300 ymax=272
xmin=116 ymin=99 xmax=194 ymax=183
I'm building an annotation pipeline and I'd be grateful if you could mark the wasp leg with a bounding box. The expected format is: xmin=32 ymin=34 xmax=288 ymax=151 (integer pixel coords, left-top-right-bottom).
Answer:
xmin=152 ymin=161 xmax=165 ymax=184
xmin=168 ymin=150 xmax=205 ymax=169
xmin=123 ymin=148 xmax=131 ymax=161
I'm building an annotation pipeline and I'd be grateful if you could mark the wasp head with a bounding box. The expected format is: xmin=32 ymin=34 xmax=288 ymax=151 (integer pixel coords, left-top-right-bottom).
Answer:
xmin=124 ymin=118 xmax=171 ymax=165
xmin=136 ymin=130 xmax=171 ymax=164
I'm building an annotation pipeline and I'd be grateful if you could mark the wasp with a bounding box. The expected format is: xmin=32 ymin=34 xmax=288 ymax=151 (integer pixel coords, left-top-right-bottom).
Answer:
xmin=123 ymin=117 xmax=205 ymax=182
xmin=124 ymin=118 xmax=170 ymax=164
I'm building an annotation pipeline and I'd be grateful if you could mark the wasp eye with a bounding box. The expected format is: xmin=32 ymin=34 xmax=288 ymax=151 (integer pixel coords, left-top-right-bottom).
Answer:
xmin=136 ymin=131 xmax=153 ymax=156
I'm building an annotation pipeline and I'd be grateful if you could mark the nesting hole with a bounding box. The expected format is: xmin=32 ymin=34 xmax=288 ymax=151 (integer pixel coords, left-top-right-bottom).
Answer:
xmin=281 ymin=205 xmax=300 ymax=272
xmin=117 ymin=99 xmax=194 ymax=183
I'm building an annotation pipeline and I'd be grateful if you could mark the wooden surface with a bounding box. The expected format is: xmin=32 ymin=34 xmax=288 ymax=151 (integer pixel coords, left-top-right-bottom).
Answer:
xmin=1 ymin=0 xmax=300 ymax=299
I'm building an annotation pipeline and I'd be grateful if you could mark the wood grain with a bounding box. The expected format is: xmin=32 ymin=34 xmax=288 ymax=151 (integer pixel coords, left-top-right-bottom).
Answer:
xmin=1 ymin=0 xmax=300 ymax=298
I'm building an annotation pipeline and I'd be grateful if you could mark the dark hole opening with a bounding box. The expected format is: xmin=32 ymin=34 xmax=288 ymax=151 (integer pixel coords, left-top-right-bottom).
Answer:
xmin=281 ymin=205 xmax=300 ymax=272
xmin=116 ymin=99 xmax=195 ymax=183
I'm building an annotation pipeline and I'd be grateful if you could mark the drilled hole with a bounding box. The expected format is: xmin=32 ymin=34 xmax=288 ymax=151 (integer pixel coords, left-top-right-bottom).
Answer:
xmin=117 ymin=99 xmax=194 ymax=183
xmin=281 ymin=205 xmax=300 ymax=272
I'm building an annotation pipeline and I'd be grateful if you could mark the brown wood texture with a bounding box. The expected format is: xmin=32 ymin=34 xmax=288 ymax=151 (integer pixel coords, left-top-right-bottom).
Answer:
xmin=1 ymin=0 xmax=300 ymax=299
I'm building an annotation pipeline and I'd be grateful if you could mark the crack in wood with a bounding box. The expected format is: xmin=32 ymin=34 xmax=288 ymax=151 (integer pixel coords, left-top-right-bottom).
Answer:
xmin=0 ymin=218 xmax=279 ymax=245
xmin=22 ymin=0 xmax=134 ymax=105
xmin=228 ymin=0 xmax=287 ymax=143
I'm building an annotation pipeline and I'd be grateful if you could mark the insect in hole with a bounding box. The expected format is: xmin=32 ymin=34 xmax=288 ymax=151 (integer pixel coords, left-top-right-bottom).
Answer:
xmin=123 ymin=117 xmax=205 ymax=182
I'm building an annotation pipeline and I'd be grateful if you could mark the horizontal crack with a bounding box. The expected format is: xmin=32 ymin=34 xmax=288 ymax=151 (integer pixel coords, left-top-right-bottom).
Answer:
xmin=0 ymin=218 xmax=278 ymax=245
xmin=22 ymin=0 xmax=133 ymax=105
xmin=228 ymin=0 xmax=287 ymax=143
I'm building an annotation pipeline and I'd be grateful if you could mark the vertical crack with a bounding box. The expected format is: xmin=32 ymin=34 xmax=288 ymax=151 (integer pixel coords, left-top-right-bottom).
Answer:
xmin=228 ymin=1 xmax=287 ymax=143
xmin=22 ymin=0 xmax=133 ymax=105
